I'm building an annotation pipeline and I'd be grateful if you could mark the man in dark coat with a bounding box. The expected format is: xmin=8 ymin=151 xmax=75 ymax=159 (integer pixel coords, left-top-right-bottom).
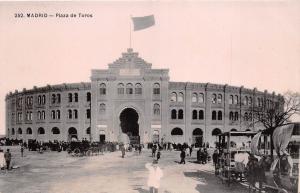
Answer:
xmin=180 ymin=149 xmax=186 ymax=164
xmin=4 ymin=149 xmax=11 ymax=170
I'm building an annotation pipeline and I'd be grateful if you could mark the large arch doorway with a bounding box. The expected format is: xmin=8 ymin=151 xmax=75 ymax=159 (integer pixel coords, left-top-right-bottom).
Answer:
xmin=68 ymin=127 xmax=78 ymax=141
xmin=120 ymin=108 xmax=139 ymax=144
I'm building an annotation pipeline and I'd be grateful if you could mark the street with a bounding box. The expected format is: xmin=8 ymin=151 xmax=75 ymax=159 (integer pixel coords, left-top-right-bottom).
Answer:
xmin=0 ymin=146 xmax=249 ymax=193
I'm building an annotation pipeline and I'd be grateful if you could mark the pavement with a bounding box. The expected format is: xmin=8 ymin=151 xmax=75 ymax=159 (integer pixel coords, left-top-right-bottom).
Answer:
xmin=0 ymin=146 xmax=249 ymax=193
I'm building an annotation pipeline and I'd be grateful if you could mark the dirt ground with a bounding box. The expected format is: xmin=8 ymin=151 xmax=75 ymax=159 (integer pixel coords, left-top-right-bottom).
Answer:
xmin=0 ymin=146 xmax=249 ymax=193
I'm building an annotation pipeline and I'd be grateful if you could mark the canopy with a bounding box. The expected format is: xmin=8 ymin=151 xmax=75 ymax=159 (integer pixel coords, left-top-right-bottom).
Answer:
xmin=250 ymin=132 xmax=262 ymax=156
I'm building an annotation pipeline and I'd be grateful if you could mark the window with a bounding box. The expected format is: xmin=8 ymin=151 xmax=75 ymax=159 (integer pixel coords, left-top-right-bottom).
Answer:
xmin=212 ymin=111 xmax=216 ymax=120
xmin=99 ymin=103 xmax=106 ymax=113
xmin=26 ymin=127 xmax=32 ymax=134
xmin=212 ymin=94 xmax=217 ymax=104
xmin=42 ymin=95 xmax=46 ymax=104
xmin=234 ymin=112 xmax=239 ymax=121
xmin=153 ymin=104 xmax=160 ymax=116
xmin=178 ymin=92 xmax=184 ymax=102
xmin=51 ymin=94 xmax=56 ymax=104
xmin=126 ymin=83 xmax=133 ymax=94
xmin=86 ymin=127 xmax=91 ymax=135
xmin=74 ymin=109 xmax=78 ymax=119
xmin=100 ymin=83 xmax=106 ymax=95
xmin=244 ymin=112 xmax=248 ymax=121
xmin=178 ymin=109 xmax=183 ymax=119
xmin=74 ymin=93 xmax=78 ymax=102
xmin=38 ymin=127 xmax=45 ymax=135
xmin=192 ymin=93 xmax=197 ymax=103
xmin=118 ymin=83 xmax=124 ymax=94
xmin=29 ymin=112 xmax=32 ymax=121
xmin=41 ymin=111 xmax=45 ymax=120
xmin=229 ymin=95 xmax=233 ymax=104
xmin=12 ymin=128 xmax=15 ymax=135
xmin=217 ymin=111 xmax=222 ymax=120
xmin=170 ymin=92 xmax=177 ymax=102
xmin=135 ymin=83 xmax=142 ymax=94
xmin=229 ymin=112 xmax=234 ymax=120
xmin=18 ymin=128 xmax=22 ymax=134
xmin=192 ymin=110 xmax=197 ymax=120
xmin=86 ymin=92 xmax=91 ymax=102
xmin=212 ymin=128 xmax=221 ymax=136
xmin=234 ymin=95 xmax=239 ymax=104
xmin=86 ymin=109 xmax=91 ymax=119
xmin=193 ymin=128 xmax=203 ymax=136
xmin=68 ymin=109 xmax=72 ymax=119
xmin=244 ymin=96 xmax=248 ymax=106
xmin=198 ymin=93 xmax=204 ymax=103
xmin=56 ymin=110 xmax=60 ymax=119
xmin=37 ymin=111 xmax=41 ymax=120
xmin=57 ymin=94 xmax=61 ymax=103
xmin=38 ymin=96 xmax=41 ymax=105
xmin=249 ymin=113 xmax=252 ymax=121
xmin=68 ymin=93 xmax=73 ymax=102
xmin=51 ymin=110 xmax=56 ymax=119
xmin=171 ymin=109 xmax=177 ymax=119
xmin=153 ymin=83 xmax=160 ymax=95
xmin=171 ymin=127 xmax=183 ymax=135
xmin=231 ymin=128 xmax=237 ymax=132
xmin=52 ymin=127 xmax=60 ymax=134
xmin=199 ymin=110 xmax=204 ymax=120
xmin=217 ymin=94 xmax=222 ymax=104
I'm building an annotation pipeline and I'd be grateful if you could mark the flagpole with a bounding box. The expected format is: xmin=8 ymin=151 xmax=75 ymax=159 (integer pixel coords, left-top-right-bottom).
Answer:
xmin=129 ymin=15 xmax=132 ymax=48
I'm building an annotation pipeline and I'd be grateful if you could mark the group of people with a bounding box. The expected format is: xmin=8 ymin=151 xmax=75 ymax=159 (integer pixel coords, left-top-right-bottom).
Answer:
xmin=0 ymin=148 xmax=12 ymax=170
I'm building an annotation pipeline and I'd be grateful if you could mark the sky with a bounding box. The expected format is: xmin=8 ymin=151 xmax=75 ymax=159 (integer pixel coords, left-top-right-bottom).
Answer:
xmin=0 ymin=1 xmax=299 ymax=135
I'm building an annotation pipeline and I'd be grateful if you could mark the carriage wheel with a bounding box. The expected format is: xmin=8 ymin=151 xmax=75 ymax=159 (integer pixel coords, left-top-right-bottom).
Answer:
xmin=86 ymin=150 xmax=92 ymax=156
xmin=74 ymin=148 xmax=81 ymax=156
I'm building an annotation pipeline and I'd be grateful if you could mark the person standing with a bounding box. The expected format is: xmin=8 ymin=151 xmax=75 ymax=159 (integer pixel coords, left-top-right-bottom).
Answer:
xmin=4 ymin=149 xmax=12 ymax=170
xmin=212 ymin=149 xmax=219 ymax=166
xmin=145 ymin=160 xmax=163 ymax=193
xmin=21 ymin=146 xmax=24 ymax=157
xmin=121 ymin=145 xmax=126 ymax=158
xmin=180 ymin=149 xmax=186 ymax=164
xmin=156 ymin=151 xmax=161 ymax=161
xmin=189 ymin=146 xmax=193 ymax=157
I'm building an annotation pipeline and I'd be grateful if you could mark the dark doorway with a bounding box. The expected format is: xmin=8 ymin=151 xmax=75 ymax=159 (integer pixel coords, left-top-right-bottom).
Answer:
xmin=120 ymin=108 xmax=139 ymax=144
xmin=100 ymin=135 xmax=105 ymax=143
xmin=68 ymin=127 xmax=78 ymax=141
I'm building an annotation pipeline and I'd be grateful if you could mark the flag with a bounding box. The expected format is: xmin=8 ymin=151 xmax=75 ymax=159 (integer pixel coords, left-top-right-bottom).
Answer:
xmin=131 ymin=15 xmax=155 ymax=31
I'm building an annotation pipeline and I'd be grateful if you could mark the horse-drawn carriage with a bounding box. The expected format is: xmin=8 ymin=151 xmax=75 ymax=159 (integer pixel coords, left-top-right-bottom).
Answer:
xmin=67 ymin=141 xmax=103 ymax=156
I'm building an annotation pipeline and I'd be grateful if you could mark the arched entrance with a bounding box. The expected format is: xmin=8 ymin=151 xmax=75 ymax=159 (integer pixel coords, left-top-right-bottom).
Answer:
xmin=120 ymin=108 xmax=139 ymax=144
xmin=68 ymin=127 xmax=78 ymax=141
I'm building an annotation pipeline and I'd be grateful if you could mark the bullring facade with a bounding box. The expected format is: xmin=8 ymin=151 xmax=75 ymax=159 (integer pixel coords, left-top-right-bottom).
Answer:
xmin=5 ymin=49 xmax=282 ymax=146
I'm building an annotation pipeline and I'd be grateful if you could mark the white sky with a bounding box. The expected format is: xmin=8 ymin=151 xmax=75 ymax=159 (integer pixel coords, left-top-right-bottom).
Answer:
xmin=0 ymin=1 xmax=299 ymax=134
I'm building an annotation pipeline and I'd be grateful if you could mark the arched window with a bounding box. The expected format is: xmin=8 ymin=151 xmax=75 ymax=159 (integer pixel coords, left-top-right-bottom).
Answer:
xmin=38 ymin=95 xmax=42 ymax=105
xmin=117 ymin=83 xmax=124 ymax=94
xmin=57 ymin=94 xmax=61 ymax=103
xmin=244 ymin=112 xmax=248 ymax=121
xmin=231 ymin=128 xmax=237 ymax=132
xmin=217 ymin=111 xmax=222 ymax=120
xmin=193 ymin=128 xmax=203 ymax=136
xmin=86 ymin=109 xmax=91 ymax=119
xmin=68 ymin=109 xmax=72 ymax=119
xmin=234 ymin=112 xmax=239 ymax=121
xmin=234 ymin=95 xmax=239 ymax=104
xmin=135 ymin=83 xmax=142 ymax=94
xmin=178 ymin=109 xmax=184 ymax=119
xmin=126 ymin=83 xmax=133 ymax=94
xmin=171 ymin=127 xmax=183 ymax=135
xmin=51 ymin=110 xmax=56 ymax=119
xmin=68 ymin=93 xmax=73 ymax=102
xmin=178 ymin=92 xmax=184 ymax=102
xmin=212 ymin=128 xmax=221 ymax=136
xmin=171 ymin=109 xmax=177 ymax=119
xmin=38 ymin=127 xmax=45 ymax=135
xmin=153 ymin=104 xmax=160 ymax=116
xmin=217 ymin=94 xmax=222 ymax=104
xmin=192 ymin=93 xmax=197 ymax=103
xmin=192 ymin=110 xmax=198 ymax=120
xmin=198 ymin=93 xmax=204 ymax=103
xmin=249 ymin=97 xmax=252 ymax=106
xmin=246 ymin=129 xmax=251 ymax=132
xmin=52 ymin=127 xmax=60 ymax=134
xmin=244 ymin=96 xmax=248 ymax=106
xmin=56 ymin=110 xmax=60 ymax=119
xmin=42 ymin=95 xmax=46 ymax=104
xmin=74 ymin=109 xmax=78 ymax=119
xmin=153 ymin=83 xmax=160 ymax=95
xmin=229 ymin=95 xmax=233 ymax=104
xmin=18 ymin=128 xmax=22 ymax=134
xmin=41 ymin=111 xmax=45 ymax=120
xmin=229 ymin=111 xmax=233 ymax=120
xmin=51 ymin=94 xmax=56 ymax=104
xmin=170 ymin=92 xmax=177 ymax=102
xmin=86 ymin=92 xmax=91 ymax=102
xmin=212 ymin=111 xmax=216 ymax=120
xmin=249 ymin=112 xmax=252 ymax=121
xmin=68 ymin=127 xmax=77 ymax=135
xmin=37 ymin=111 xmax=41 ymax=120
xmin=12 ymin=128 xmax=15 ymax=135
xmin=99 ymin=103 xmax=106 ymax=113
xmin=199 ymin=110 xmax=204 ymax=120
xmin=74 ymin=93 xmax=78 ymax=102
xmin=86 ymin=127 xmax=91 ymax=135
xmin=100 ymin=83 xmax=106 ymax=95
xmin=26 ymin=127 xmax=32 ymax=134
xmin=212 ymin=94 xmax=217 ymax=104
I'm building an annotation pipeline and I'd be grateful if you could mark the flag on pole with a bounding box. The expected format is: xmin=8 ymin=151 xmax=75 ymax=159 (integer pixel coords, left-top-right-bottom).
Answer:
xmin=131 ymin=15 xmax=155 ymax=31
